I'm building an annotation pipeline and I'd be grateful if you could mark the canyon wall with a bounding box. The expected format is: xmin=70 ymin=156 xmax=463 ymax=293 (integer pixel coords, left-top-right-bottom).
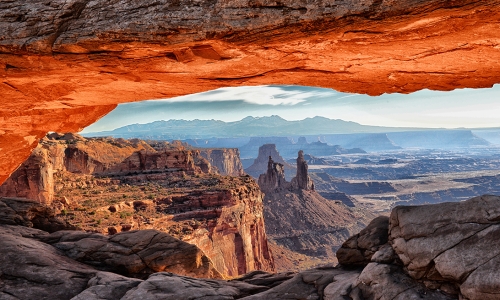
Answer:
xmin=0 ymin=135 xmax=202 ymax=204
xmin=3 ymin=194 xmax=499 ymax=299
xmin=176 ymin=183 xmax=274 ymax=276
xmin=200 ymin=149 xmax=245 ymax=177
xmin=0 ymin=134 xmax=274 ymax=277
xmin=2 ymin=1 xmax=500 ymax=185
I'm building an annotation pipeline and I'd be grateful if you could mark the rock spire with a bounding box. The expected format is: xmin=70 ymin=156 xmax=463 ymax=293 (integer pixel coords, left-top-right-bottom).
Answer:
xmin=291 ymin=150 xmax=314 ymax=191
xmin=258 ymin=150 xmax=314 ymax=193
xmin=257 ymin=156 xmax=290 ymax=193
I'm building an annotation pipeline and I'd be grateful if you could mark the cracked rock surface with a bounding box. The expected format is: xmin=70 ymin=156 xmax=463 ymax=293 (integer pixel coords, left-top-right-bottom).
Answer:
xmin=41 ymin=229 xmax=223 ymax=280
xmin=0 ymin=197 xmax=76 ymax=232
xmin=390 ymin=195 xmax=500 ymax=300
xmin=336 ymin=215 xmax=389 ymax=266
xmin=2 ymin=195 xmax=500 ymax=299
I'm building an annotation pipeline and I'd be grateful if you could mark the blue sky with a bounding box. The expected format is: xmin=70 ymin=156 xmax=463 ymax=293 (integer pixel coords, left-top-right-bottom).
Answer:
xmin=82 ymin=84 xmax=500 ymax=133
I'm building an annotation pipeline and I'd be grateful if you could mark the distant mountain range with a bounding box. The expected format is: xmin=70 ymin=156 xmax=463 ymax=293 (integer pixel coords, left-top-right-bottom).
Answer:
xmin=83 ymin=115 xmax=429 ymax=139
xmin=82 ymin=116 xmax=499 ymax=152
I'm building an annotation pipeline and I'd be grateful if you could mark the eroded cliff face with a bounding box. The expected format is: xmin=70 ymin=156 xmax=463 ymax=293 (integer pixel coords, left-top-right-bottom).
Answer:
xmin=178 ymin=184 xmax=274 ymax=277
xmin=200 ymin=149 xmax=245 ymax=177
xmin=0 ymin=134 xmax=274 ymax=277
xmin=2 ymin=195 xmax=499 ymax=299
xmin=1 ymin=0 xmax=500 ymax=185
xmin=0 ymin=134 xmax=202 ymax=203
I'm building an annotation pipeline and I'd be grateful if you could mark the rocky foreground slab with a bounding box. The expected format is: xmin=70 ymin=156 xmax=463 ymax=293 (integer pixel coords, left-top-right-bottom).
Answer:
xmin=1 ymin=195 xmax=500 ymax=299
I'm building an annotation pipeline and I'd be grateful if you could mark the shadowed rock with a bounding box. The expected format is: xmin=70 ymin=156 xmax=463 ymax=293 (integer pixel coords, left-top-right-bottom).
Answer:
xmin=257 ymin=156 xmax=290 ymax=193
xmin=389 ymin=195 xmax=500 ymax=299
xmin=336 ymin=216 xmax=390 ymax=267
xmin=41 ymin=229 xmax=223 ymax=280
xmin=291 ymin=150 xmax=314 ymax=191
xmin=0 ymin=197 xmax=75 ymax=232
xmin=3 ymin=195 xmax=500 ymax=299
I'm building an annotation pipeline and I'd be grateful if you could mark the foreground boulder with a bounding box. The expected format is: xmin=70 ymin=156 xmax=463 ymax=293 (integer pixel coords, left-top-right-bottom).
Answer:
xmin=0 ymin=224 xmax=135 ymax=300
xmin=334 ymin=194 xmax=500 ymax=300
xmin=41 ymin=229 xmax=223 ymax=279
xmin=2 ymin=195 xmax=500 ymax=299
xmin=0 ymin=197 xmax=75 ymax=232
xmin=390 ymin=195 xmax=500 ymax=299
xmin=336 ymin=216 xmax=390 ymax=266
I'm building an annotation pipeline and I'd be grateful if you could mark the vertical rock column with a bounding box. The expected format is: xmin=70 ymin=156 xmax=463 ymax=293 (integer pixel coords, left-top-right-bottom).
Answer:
xmin=292 ymin=150 xmax=314 ymax=190
xmin=257 ymin=156 xmax=289 ymax=193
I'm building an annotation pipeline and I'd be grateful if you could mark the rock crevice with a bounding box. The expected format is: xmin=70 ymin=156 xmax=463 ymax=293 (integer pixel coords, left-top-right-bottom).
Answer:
xmin=335 ymin=194 xmax=500 ymax=300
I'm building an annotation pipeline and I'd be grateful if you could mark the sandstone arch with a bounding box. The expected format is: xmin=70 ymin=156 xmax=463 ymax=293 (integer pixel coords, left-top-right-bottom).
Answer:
xmin=1 ymin=0 xmax=500 ymax=183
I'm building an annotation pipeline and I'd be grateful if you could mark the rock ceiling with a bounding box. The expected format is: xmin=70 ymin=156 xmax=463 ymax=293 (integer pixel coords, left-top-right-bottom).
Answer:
xmin=1 ymin=0 xmax=500 ymax=184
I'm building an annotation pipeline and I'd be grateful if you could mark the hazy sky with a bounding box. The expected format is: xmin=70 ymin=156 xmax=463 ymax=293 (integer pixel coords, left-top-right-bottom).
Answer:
xmin=82 ymin=84 xmax=500 ymax=133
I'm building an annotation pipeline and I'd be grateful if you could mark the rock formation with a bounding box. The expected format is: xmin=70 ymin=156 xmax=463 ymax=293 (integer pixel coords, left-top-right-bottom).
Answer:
xmin=257 ymin=150 xmax=373 ymax=263
xmin=291 ymin=150 xmax=314 ymax=191
xmin=258 ymin=156 xmax=290 ymax=193
xmin=1 ymin=0 xmax=500 ymax=187
xmin=336 ymin=216 xmax=391 ymax=267
xmin=42 ymin=229 xmax=222 ymax=280
xmin=0 ymin=197 xmax=75 ymax=233
xmin=0 ymin=224 xmax=220 ymax=300
xmin=0 ymin=134 xmax=206 ymax=204
xmin=334 ymin=194 xmax=500 ymax=300
xmin=200 ymin=148 xmax=244 ymax=176
xmin=5 ymin=194 xmax=498 ymax=299
xmin=246 ymin=144 xmax=296 ymax=180
xmin=239 ymin=136 xmax=364 ymax=160
xmin=1 ymin=1 xmax=500 ymax=297
xmin=258 ymin=149 xmax=314 ymax=192
xmin=166 ymin=181 xmax=275 ymax=277
xmin=0 ymin=134 xmax=274 ymax=278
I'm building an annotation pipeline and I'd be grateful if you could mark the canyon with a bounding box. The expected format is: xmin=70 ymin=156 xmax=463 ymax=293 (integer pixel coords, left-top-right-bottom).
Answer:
xmin=2 ymin=192 xmax=499 ymax=299
xmin=2 ymin=0 xmax=500 ymax=185
xmin=256 ymin=146 xmax=374 ymax=268
xmin=0 ymin=134 xmax=274 ymax=278
xmin=2 ymin=1 xmax=500 ymax=299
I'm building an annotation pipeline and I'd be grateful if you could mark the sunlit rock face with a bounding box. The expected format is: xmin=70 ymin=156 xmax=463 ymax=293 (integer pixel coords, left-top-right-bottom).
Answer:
xmin=2 ymin=0 xmax=500 ymax=183
xmin=0 ymin=134 xmax=275 ymax=277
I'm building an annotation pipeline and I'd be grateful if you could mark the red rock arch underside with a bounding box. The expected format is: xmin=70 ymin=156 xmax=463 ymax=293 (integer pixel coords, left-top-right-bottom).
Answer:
xmin=1 ymin=0 xmax=500 ymax=184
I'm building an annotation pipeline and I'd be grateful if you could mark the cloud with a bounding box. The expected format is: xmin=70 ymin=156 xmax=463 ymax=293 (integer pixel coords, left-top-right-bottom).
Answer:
xmin=153 ymin=85 xmax=338 ymax=106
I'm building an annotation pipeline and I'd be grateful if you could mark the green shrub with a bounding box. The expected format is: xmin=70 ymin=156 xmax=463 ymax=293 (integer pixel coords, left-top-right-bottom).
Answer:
xmin=120 ymin=211 xmax=132 ymax=219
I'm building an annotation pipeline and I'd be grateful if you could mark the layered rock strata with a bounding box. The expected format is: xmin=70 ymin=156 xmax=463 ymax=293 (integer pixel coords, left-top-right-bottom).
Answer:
xmin=335 ymin=194 xmax=500 ymax=300
xmin=2 ymin=0 xmax=500 ymax=186
xmin=0 ymin=134 xmax=274 ymax=277
xmin=162 ymin=182 xmax=275 ymax=277
xmin=0 ymin=134 xmax=206 ymax=204
xmin=200 ymin=148 xmax=245 ymax=176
